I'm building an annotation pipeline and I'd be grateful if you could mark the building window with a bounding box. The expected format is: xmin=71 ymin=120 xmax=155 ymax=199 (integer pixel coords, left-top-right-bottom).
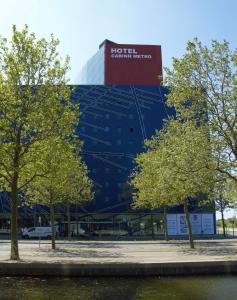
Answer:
xmin=117 ymin=140 xmax=121 ymax=145
xmin=105 ymin=168 xmax=110 ymax=173
xmin=81 ymin=126 xmax=86 ymax=132
xmin=105 ymin=113 xmax=110 ymax=119
xmin=129 ymin=128 xmax=134 ymax=133
xmin=129 ymin=114 xmax=134 ymax=119
xmin=105 ymin=126 xmax=110 ymax=132
xmin=105 ymin=182 xmax=110 ymax=188
xmin=92 ymin=169 xmax=97 ymax=174
xmin=105 ymin=196 xmax=110 ymax=202
xmin=117 ymin=127 xmax=122 ymax=133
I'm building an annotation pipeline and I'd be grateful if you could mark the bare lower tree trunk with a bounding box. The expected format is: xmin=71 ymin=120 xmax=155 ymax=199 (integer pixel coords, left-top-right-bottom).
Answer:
xmin=151 ymin=213 xmax=154 ymax=239
xmin=50 ymin=197 xmax=56 ymax=250
xmin=10 ymin=133 xmax=21 ymax=260
xmin=67 ymin=202 xmax=71 ymax=241
xmin=163 ymin=206 xmax=169 ymax=241
xmin=10 ymin=176 xmax=19 ymax=260
xmin=184 ymin=200 xmax=194 ymax=249
xmin=221 ymin=208 xmax=226 ymax=237
xmin=75 ymin=203 xmax=79 ymax=238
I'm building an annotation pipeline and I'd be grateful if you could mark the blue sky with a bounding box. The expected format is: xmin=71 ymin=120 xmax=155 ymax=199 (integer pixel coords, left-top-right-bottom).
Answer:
xmin=1 ymin=0 xmax=236 ymax=219
xmin=1 ymin=0 xmax=237 ymax=84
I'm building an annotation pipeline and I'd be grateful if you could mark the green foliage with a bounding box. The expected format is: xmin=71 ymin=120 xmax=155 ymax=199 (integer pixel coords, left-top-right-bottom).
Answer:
xmin=0 ymin=25 xmax=80 ymax=259
xmin=131 ymin=120 xmax=214 ymax=210
xmin=217 ymin=218 xmax=237 ymax=228
xmin=25 ymin=137 xmax=94 ymax=246
xmin=165 ymin=38 xmax=237 ymax=184
xmin=131 ymin=119 xmax=215 ymax=248
xmin=25 ymin=137 xmax=94 ymax=208
xmin=131 ymin=38 xmax=237 ymax=246
xmin=61 ymin=160 xmax=94 ymax=206
xmin=0 ymin=24 xmax=78 ymax=191
xmin=211 ymin=174 xmax=237 ymax=214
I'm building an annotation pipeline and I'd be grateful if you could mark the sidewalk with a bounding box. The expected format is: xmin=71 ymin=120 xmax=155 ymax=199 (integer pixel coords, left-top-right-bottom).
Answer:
xmin=0 ymin=239 xmax=237 ymax=276
xmin=0 ymin=239 xmax=237 ymax=263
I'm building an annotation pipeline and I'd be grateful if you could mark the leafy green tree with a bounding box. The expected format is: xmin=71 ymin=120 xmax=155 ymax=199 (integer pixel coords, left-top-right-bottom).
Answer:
xmin=165 ymin=38 xmax=237 ymax=184
xmin=0 ymin=25 xmax=78 ymax=259
xmin=132 ymin=120 xmax=214 ymax=248
xmin=131 ymin=150 xmax=170 ymax=241
xmin=61 ymin=159 xmax=94 ymax=240
xmin=25 ymin=138 xmax=92 ymax=248
xmin=216 ymin=196 xmax=231 ymax=236
xmin=214 ymin=176 xmax=237 ymax=236
xmin=25 ymin=139 xmax=69 ymax=249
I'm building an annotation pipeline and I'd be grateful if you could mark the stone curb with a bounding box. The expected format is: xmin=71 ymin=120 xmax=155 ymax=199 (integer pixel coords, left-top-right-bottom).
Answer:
xmin=1 ymin=260 xmax=237 ymax=277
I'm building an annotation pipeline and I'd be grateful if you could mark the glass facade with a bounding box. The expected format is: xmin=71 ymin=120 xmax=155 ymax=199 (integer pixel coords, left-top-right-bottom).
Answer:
xmin=78 ymin=45 xmax=105 ymax=84
xmin=0 ymin=31 xmax=216 ymax=236
xmin=0 ymin=85 xmax=216 ymax=236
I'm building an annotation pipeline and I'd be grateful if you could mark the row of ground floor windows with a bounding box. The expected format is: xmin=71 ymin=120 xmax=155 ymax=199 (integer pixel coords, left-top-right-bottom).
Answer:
xmin=0 ymin=212 xmax=215 ymax=237
xmin=0 ymin=213 xmax=166 ymax=237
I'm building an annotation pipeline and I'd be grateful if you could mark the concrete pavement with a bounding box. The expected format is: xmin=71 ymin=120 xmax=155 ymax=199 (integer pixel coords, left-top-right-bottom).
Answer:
xmin=1 ymin=239 xmax=237 ymax=263
xmin=1 ymin=239 xmax=237 ymax=276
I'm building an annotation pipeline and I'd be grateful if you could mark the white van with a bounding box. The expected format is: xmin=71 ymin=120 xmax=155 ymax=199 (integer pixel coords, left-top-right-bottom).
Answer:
xmin=21 ymin=227 xmax=57 ymax=239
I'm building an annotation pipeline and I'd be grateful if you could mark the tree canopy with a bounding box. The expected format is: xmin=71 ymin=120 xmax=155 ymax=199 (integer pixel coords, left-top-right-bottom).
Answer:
xmin=25 ymin=138 xmax=94 ymax=247
xmin=131 ymin=120 xmax=214 ymax=248
xmin=0 ymin=25 xmax=79 ymax=259
xmin=165 ymin=38 xmax=237 ymax=184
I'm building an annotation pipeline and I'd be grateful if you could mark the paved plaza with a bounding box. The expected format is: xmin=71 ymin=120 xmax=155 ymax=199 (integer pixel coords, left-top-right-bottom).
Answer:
xmin=0 ymin=239 xmax=237 ymax=264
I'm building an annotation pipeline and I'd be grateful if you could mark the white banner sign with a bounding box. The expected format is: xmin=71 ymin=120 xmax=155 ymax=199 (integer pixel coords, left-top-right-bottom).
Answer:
xmin=167 ymin=214 xmax=178 ymax=235
xmin=167 ymin=213 xmax=214 ymax=235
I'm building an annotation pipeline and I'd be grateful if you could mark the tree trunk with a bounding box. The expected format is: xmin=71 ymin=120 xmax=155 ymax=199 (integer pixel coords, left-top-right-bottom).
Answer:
xmin=221 ymin=206 xmax=226 ymax=237
xmin=163 ymin=206 xmax=169 ymax=241
xmin=67 ymin=202 xmax=71 ymax=241
xmin=184 ymin=200 xmax=194 ymax=249
xmin=10 ymin=135 xmax=21 ymax=260
xmin=75 ymin=203 xmax=79 ymax=238
xmin=10 ymin=176 xmax=19 ymax=260
xmin=50 ymin=199 xmax=56 ymax=250
xmin=151 ymin=213 xmax=154 ymax=239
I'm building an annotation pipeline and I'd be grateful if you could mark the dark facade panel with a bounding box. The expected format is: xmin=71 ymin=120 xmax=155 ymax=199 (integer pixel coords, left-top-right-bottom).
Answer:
xmin=73 ymin=85 xmax=172 ymax=213
xmin=0 ymin=85 xmax=214 ymax=218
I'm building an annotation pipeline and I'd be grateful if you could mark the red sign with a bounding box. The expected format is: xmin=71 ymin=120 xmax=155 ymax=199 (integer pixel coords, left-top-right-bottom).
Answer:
xmin=104 ymin=42 xmax=162 ymax=85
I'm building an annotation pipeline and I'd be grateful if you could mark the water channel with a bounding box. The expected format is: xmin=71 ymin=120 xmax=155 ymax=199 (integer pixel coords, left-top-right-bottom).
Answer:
xmin=0 ymin=275 xmax=236 ymax=300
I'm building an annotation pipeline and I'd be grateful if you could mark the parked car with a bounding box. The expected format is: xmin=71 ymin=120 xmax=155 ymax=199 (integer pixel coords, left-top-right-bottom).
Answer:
xmin=21 ymin=227 xmax=57 ymax=239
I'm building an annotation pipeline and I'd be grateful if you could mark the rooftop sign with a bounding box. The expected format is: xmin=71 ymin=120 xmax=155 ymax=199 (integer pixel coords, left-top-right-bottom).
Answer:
xmin=105 ymin=42 xmax=162 ymax=85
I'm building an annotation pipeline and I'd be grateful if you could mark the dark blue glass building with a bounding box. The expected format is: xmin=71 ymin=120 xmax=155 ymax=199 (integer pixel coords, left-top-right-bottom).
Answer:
xmin=75 ymin=85 xmax=171 ymax=213
xmin=0 ymin=40 xmax=216 ymax=236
